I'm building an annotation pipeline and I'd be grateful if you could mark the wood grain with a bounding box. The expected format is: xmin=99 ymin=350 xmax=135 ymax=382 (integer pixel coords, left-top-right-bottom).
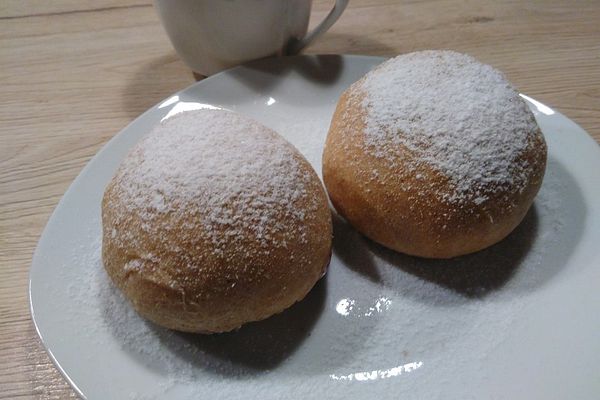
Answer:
xmin=1 ymin=0 xmax=598 ymax=398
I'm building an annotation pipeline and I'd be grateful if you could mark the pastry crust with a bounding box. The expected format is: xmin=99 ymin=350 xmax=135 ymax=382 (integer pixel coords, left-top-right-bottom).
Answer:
xmin=323 ymin=52 xmax=546 ymax=258
xmin=102 ymin=110 xmax=332 ymax=333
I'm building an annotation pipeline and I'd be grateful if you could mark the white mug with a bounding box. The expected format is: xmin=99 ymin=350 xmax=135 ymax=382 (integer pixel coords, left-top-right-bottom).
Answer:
xmin=153 ymin=0 xmax=349 ymax=76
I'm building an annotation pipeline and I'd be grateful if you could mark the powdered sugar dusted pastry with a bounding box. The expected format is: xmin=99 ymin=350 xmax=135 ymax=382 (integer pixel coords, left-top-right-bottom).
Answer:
xmin=102 ymin=109 xmax=332 ymax=333
xmin=323 ymin=50 xmax=546 ymax=258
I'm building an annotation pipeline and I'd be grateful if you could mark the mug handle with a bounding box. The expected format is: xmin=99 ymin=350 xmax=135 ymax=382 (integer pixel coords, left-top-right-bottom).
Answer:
xmin=287 ymin=0 xmax=349 ymax=55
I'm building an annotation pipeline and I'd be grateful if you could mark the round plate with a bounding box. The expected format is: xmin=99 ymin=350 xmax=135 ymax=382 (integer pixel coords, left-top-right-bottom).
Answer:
xmin=30 ymin=55 xmax=600 ymax=399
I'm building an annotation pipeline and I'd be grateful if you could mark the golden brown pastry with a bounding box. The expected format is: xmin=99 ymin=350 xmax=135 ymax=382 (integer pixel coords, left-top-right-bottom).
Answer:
xmin=323 ymin=50 xmax=546 ymax=258
xmin=102 ymin=109 xmax=332 ymax=333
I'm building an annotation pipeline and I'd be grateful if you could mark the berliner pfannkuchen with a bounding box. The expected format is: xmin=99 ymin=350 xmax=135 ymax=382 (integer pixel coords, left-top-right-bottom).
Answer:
xmin=323 ymin=50 xmax=546 ymax=258
xmin=102 ymin=109 xmax=332 ymax=333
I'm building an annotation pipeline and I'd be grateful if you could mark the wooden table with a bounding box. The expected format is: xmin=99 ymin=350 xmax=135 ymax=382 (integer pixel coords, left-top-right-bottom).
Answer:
xmin=1 ymin=0 xmax=599 ymax=398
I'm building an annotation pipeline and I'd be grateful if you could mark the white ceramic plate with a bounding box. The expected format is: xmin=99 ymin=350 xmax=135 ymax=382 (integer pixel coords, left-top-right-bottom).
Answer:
xmin=30 ymin=55 xmax=600 ymax=399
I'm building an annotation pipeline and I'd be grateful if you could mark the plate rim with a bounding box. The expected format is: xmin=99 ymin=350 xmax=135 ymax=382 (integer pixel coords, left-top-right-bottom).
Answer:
xmin=27 ymin=53 xmax=599 ymax=399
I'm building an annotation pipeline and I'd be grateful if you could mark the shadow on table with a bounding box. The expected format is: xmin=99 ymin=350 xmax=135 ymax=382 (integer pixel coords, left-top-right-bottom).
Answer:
xmin=309 ymin=32 xmax=397 ymax=57
xmin=222 ymin=40 xmax=389 ymax=98
xmin=224 ymin=54 xmax=346 ymax=94
xmin=221 ymin=33 xmax=395 ymax=94
xmin=120 ymin=34 xmax=395 ymax=118
xmin=121 ymin=53 xmax=194 ymax=118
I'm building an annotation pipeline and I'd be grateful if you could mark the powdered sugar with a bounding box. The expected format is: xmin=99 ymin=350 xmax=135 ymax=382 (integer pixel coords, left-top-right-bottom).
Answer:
xmin=106 ymin=110 xmax=318 ymax=267
xmin=358 ymin=50 xmax=540 ymax=204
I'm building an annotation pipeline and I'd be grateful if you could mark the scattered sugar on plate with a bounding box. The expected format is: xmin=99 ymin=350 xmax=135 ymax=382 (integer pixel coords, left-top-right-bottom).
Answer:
xmin=53 ymin=106 xmax=571 ymax=399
